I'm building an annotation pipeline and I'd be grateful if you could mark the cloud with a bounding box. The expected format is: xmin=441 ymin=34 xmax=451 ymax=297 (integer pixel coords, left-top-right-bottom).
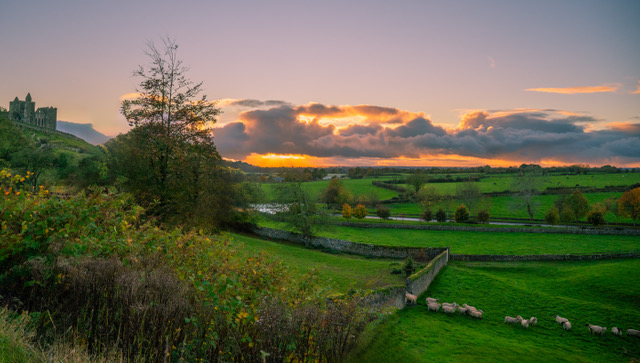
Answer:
xmin=632 ymin=80 xmax=640 ymax=95
xmin=525 ymin=84 xmax=621 ymax=94
xmin=214 ymin=101 xmax=640 ymax=166
xmin=488 ymin=56 xmax=495 ymax=69
xmin=221 ymin=99 xmax=292 ymax=108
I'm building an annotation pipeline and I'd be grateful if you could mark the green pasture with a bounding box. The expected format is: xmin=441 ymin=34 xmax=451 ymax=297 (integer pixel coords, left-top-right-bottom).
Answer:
xmin=228 ymin=233 xmax=406 ymax=293
xmin=258 ymin=177 xmax=399 ymax=202
xmin=399 ymin=173 xmax=640 ymax=195
xmin=350 ymin=259 xmax=640 ymax=362
xmin=257 ymin=220 xmax=640 ymax=255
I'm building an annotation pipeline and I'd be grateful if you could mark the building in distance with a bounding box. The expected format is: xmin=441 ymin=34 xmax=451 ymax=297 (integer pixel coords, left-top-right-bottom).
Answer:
xmin=9 ymin=93 xmax=57 ymax=130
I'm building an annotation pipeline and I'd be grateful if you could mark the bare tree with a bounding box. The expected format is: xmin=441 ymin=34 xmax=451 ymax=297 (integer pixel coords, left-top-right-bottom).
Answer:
xmin=455 ymin=181 xmax=481 ymax=214
xmin=513 ymin=172 xmax=542 ymax=220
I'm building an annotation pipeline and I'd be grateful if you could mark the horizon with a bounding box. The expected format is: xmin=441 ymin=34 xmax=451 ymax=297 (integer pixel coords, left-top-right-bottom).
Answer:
xmin=2 ymin=0 xmax=639 ymax=168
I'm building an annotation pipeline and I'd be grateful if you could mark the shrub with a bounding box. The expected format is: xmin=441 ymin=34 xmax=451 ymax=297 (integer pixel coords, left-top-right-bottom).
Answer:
xmin=587 ymin=209 xmax=605 ymax=227
xmin=353 ymin=204 xmax=368 ymax=219
xmin=402 ymin=257 xmax=416 ymax=277
xmin=454 ymin=205 xmax=469 ymax=223
xmin=376 ymin=205 xmax=391 ymax=221
xmin=421 ymin=208 xmax=432 ymax=222
xmin=559 ymin=206 xmax=575 ymax=225
xmin=476 ymin=210 xmax=490 ymax=224
xmin=545 ymin=207 xmax=559 ymax=225
xmin=342 ymin=203 xmax=352 ymax=221
xmin=435 ymin=209 xmax=447 ymax=222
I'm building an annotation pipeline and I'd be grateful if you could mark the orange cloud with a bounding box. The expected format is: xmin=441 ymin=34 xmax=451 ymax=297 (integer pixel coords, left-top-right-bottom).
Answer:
xmin=119 ymin=92 xmax=142 ymax=101
xmin=525 ymin=84 xmax=620 ymax=94
xmin=245 ymin=153 xmax=328 ymax=168
xmin=632 ymin=81 xmax=640 ymax=95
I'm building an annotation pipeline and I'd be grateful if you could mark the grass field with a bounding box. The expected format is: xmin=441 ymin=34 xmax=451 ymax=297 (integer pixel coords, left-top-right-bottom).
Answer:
xmin=349 ymin=259 xmax=640 ymax=362
xmin=258 ymin=177 xmax=399 ymax=202
xmin=259 ymin=220 xmax=640 ymax=255
xmin=228 ymin=233 xmax=407 ymax=293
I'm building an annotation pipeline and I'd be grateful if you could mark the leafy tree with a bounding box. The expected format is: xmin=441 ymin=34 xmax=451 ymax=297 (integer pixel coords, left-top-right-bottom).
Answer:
xmin=115 ymin=38 xmax=243 ymax=227
xmin=376 ymin=205 xmax=391 ymax=221
xmin=619 ymin=187 xmax=640 ymax=226
xmin=353 ymin=204 xmax=368 ymax=220
xmin=559 ymin=206 xmax=575 ymax=226
xmin=322 ymin=177 xmax=351 ymax=208
xmin=342 ymin=203 xmax=352 ymax=221
xmin=604 ymin=197 xmax=621 ymax=224
xmin=416 ymin=185 xmax=440 ymax=209
xmin=455 ymin=182 xmax=481 ymax=213
xmin=545 ymin=207 xmax=559 ymax=225
xmin=421 ymin=208 xmax=432 ymax=222
xmin=454 ymin=204 xmax=469 ymax=223
xmin=587 ymin=209 xmax=605 ymax=227
xmin=566 ymin=190 xmax=589 ymax=221
xmin=402 ymin=257 xmax=416 ymax=277
xmin=476 ymin=210 xmax=490 ymax=224
xmin=0 ymin=114 xmax=30 ymax=165
xmin=407 ymin=172 xmax=429 ymax=193
xmin=435 ymin=209 xmax=447 ymax=222
xmin=512 ymin=172 xmax=542 ymax=220
xmin=276 ymin=182 xmax=328 ymax=240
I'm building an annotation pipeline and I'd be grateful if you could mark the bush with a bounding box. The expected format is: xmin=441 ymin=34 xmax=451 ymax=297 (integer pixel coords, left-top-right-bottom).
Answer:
xmin=402 ymin=257 xmax=416 ymax=277
xmin=476 ymin=210 xmax=490 ymax=224
xmin=342 ymin=203 xmax=352 ymax=220
xmin=435 ymin=209 xmax=447 ymax=222
xmin=587 ymin=209 xmax=605 ymax=227
xmin=353 ymin=204 xmax=368 ymax=219
xmin=559 ymin=206 xmax=575 ymax=225
xmin=545 ymin=207 xmax=559 ymax=225
xmin=376 ymin=205 xmax=391 ymax=221
xmin=421 ymin=208 xmax=432 ymax=222
xmin=454 ymin=205 xmax=469 ymax=223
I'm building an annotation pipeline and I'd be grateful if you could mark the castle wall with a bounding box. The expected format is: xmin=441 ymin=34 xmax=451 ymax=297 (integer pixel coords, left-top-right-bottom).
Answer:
xmin=8 ymin=94 xmax=56 ymax=130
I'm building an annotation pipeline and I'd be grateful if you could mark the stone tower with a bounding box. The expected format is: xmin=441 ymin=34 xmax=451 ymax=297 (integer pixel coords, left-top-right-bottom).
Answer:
xmin=8 ymin=93 xmax=57 ymax=130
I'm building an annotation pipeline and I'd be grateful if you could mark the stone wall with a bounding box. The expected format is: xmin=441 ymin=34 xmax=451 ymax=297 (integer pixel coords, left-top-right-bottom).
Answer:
xmin=252 ymin=227 xmax=448 ymax=262
xmin=336 ymin=222 xmax=640 ymax=236
xmin=451 ymin=252 xmax=640 ymax=262
xmin=406 ymin=250 xmax=449 ymax=298
xmin=363 ymin=285 xmax=407 ymax=310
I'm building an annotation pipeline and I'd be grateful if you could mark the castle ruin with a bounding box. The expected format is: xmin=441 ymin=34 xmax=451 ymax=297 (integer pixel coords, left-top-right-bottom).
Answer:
xmin=9 ymin=93 xmax=57 ymax=130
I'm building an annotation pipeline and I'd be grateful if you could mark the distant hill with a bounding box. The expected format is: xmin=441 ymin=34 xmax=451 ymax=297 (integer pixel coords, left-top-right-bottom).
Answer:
xmin=56 ymin=121 xmax=110 ymax=145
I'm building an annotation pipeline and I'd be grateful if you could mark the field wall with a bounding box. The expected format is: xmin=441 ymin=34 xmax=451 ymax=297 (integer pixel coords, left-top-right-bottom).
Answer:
xmin=406 ymin=250 xmax=449 ymax=298
xmin=252 ymin=227 xmax=448 ymax=262
xmin=336 ymin=222 xmax=640 ymax=236
xmin=451 ymin=252 xmax=640 ymax=262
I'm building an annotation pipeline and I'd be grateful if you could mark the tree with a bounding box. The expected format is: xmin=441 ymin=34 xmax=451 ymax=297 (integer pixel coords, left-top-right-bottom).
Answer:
xmin=376 ymin=205 xmax=391 ymax=221
xmin=353 ymin=204 xmax=368 ymax=220
xmin=587 ymin=209 xmax=605 ymax=227
xmin=276 ymin=182 xmax=328 ymax=240
xmin=322 ymin=177 xmax=351 ymax=208
xmin=545 ymin=207 xmax=559 ymax=225
xmin=421 ymin=208 xmax=432 ymax=222
xmin=604 ymin=197 xmax=621 ymax=224
xmin=476 ymin=210 xmax=490 ymax=224
xmin=435 ymin=209 xmax=447 ymax=222
xmin=455 ymin=182 xmax=481 ymax=213
xmin=407 ymin=172 xmax=429 ymax=193
xmin=512 ymin=172 xmax=542 ymax=220
xmin=342 ymin=203 xmax=352 ymax=221
xmin=559 ymin=206 xmax=575 ymax=226
xmin=416 ymin=185 xmax=440 ymax=209
xmin=566 ymin=190 xmax=589 ymax=221
xmin=454 ymin=204 xmax=469 ymax=223
xmin=116 ymin=38 xmax=239 ymax=226
xmin=619 ymin=187 xmax=640 ymax=226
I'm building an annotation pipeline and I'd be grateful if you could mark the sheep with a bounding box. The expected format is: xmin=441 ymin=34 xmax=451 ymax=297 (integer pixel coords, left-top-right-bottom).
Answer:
xmin=462 ymin=303 xmax=476 ymax=311
xmin=469 ymin=309 xmax=483 ymax=319
xmin=611 ymin=327 xmax=621 ymax=336
xmin=627 ymin=329 xmax=640 ymax=337
xmin=457 ymin=307 xmax=468 ymax=315
xmin=504 ymin=316 xmax=523 ymax=324
xmin=529 ymin=317 xmax=538 ymax=327
xmin=442 ymin=305 xmax=458 ymax=314
xmin=405 ymin=292 xmax=417 ymax=305
xmin=555 ymin=315 xmax=568 ymax=324
xmin=521 ymin=319 xmax=530 ymax=328
xmin=585 ymin=324 xmax=607 ymax=336
xmin=442 ymin=302 xmax=457 ymax=308
xmin=562 ymin=321 xmax=572 ymax=330
xmin=425 ymin=297 xmax=439 ymax=304
xmin=427 ymin=302 xmax=441 ymax=312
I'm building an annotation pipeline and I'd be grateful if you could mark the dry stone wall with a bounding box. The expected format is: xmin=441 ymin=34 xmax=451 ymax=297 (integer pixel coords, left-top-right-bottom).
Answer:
xmin=451 ymin=252 xmax=640 ymax=262
xmin=406 ymin=250 xmax=449 ymax=298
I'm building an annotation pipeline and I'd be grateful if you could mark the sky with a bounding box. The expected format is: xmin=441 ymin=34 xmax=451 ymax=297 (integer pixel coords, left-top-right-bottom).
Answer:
xmin=1 ymin=0 xmax=639 ymax=167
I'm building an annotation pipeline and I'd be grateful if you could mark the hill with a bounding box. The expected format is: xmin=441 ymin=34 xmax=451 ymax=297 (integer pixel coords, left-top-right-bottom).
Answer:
xmin=56 ymin=120 xmax=111 ymax=145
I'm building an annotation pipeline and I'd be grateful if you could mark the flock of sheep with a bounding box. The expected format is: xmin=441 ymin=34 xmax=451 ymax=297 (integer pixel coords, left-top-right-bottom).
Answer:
xmin=405 ymin=292 xmax=640 ymax=338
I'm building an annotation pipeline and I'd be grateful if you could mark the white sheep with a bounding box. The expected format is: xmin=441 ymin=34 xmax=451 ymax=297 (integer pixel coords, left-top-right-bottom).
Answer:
xmin=504 ymin=316 xmax=523 ymax=324
xmin=585 ymin=324 xmax=607 ymax=336
xmin=562 ymin=321 xmax=572 ymax=330
xmin=427 ymin=302 xmax=441 ymax=312
xmin=425 ymin=297 xmax=439 ymax=304
xmin=529 ymin=317 xmax=538 ymax=326
xmin=457 ymin=307 xmax=468 ymax=315
xmin=469 ymin=309 xmax=483 ymax=319
xmin=462 ymin=303 xmax=476 ymax=311
xmin=442 ymin=302 xmax=457 ymax=308
xmin=405 ymin=292 xmax=417 ymax=305
xmin=442 ymin=304 xmax=458 ymax=314
xmin=611 ymin=327 xmax=621 ymax=336
xmin=555 ymin=315 xmax=568 ymax=324
xmin=627 ymin=329 xmax=640 ymax=337
xmin=521 ymin=319 xmax=530 ymax=328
